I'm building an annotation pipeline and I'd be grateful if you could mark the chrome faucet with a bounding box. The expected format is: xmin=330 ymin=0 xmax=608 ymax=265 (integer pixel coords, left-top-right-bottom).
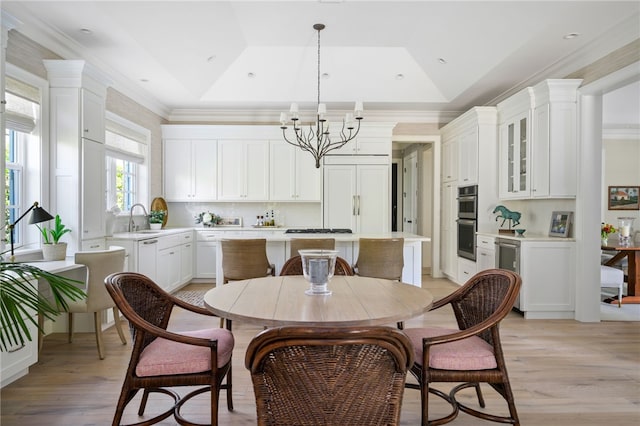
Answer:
xmin=128 ymin=203 xmax=148 ymax=232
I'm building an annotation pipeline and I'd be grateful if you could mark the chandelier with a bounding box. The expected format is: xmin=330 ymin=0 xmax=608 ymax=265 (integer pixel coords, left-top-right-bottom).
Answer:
xmin=280 ymin=23 xmax=364 ymax=168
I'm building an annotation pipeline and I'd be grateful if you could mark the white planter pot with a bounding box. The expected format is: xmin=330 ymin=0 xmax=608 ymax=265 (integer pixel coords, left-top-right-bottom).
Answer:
xmin=42 ymin=242 xmax=67 ymax=261
xmin=150 ymin=223 xmax=162 ymax=230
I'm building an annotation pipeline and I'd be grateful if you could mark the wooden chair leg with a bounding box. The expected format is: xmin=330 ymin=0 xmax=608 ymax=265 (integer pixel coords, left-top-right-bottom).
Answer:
xmin=112 ymin=307 xmax=127 ymax=344
xmin=68 ymin=312 xmax=74 ymax=343
xmin=94 ymin=311 xmax=105 ymax=360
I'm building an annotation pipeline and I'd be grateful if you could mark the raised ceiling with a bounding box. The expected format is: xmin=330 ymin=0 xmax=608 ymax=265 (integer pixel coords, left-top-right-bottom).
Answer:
xmin=2 ymin=1 xmax=639 ymax=121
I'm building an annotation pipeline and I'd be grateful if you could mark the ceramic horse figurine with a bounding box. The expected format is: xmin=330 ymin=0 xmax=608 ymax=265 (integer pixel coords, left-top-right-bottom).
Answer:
xmin=493 ymin=205 xmax=521 ymax=227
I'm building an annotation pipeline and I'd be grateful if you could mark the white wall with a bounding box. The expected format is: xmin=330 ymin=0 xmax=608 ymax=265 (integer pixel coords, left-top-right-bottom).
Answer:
xmin=602 ymin=138 xmax=640 ymax=239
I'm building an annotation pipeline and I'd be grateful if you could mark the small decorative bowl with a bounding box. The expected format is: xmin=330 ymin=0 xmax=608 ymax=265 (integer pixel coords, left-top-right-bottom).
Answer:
xmin=515 ymin=229 xmax=526 ymax=237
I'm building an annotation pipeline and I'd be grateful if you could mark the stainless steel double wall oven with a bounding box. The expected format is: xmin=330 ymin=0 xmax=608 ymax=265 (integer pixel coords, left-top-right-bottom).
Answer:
xmin=457 ymin=185 xmax=478 ymax=261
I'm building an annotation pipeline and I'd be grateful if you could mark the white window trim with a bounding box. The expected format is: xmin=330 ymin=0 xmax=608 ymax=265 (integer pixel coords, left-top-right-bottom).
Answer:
xmin=105 ymin=111 xmax=150 ymax=213
xmin=3 ymin=64 xmax=49 ymax=253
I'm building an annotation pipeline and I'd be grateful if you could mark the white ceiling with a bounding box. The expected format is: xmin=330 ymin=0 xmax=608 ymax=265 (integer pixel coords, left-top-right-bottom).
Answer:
xmin=2 ymin=1 xmax=640 ymax=122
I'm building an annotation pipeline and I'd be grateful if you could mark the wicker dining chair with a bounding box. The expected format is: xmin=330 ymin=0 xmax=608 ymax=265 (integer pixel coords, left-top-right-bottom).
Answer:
xmin=354 ymin=237 xmax=404 ymax=280
xmin=104 ymin=272 xmax=234 ymax=426
xmin=354 ymin=237 xmax=405 ymax=328
xmin=279 ymin=255 xmax=354 ymax=276
xmin=403 ymin=269 xmax=522 ymax=426
xmin=289 ymin=238 xmax=335 ymax=257
xmin=245 ymin=326 xmax=414 ymax=426
xmin=221 ymin=239 xmax=275 ymax=284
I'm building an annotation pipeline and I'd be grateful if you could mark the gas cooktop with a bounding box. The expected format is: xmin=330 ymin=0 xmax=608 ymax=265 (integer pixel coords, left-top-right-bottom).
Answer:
xmin=285 ymin=228 xmax=353 ymax=234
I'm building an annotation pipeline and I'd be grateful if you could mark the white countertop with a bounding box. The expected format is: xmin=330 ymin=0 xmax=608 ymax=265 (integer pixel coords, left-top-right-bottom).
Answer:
xmin=477 ymin=231 xmax=576 ymax=242
xmin=109 ymin=227 xmax=430 ymax=243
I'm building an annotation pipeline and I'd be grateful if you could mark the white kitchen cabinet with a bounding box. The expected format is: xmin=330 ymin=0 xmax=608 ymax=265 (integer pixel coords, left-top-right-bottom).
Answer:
xmin=81 ymin=88 xmax=105 ymax=143
xmin=476 ymin=235 xmax=495 ymax=272
xmin=457 ymin=257 xmax=477 ymax=285
xmin=269 ymin=140 xmax=321 ymax=201
xmin=458 ymin=127 xmax=478 ymax=185
xmin=498 ymin=110 xmax=530 ymax=199
xmin=498 ymin=80 xmax=581 ymax=200
xmin=217 ymin=139 xmax=269 ymax=201
xmin=157 ymin=231 xmax=193 ymax=293
xmin=45 ymin=59 xmax=111 ymax=254
xmin=108 ymin=231 xmax=193 ymax=291
xmin=519 ymin=239 xmax=575 ymax=319
xmin=81 ymin=238 xmax=106 ymax=251
xmin=163 ymin=139 xmax=217 ymax=202
xmin=137 ymin=238 xmax=159 ymax=282
xmin=333 ymin=136 xmax=391 ymax=156
xmin=81 ymin=139 xmax=106 ymax=240
xmin=323 ymin=157 xmax=390 ymax=233
xmin=440 ymin=182 xmax=457 ymax=280
xmin=158 ymin=245 xmax=181 ymax=292
xmin=530 ymin=79 xmax=581 ymax=198
xmin=196 ymin=241 xmax=217 ymax=279
xmin=441 ymin=137 xmax=458 ymax=183
xmin=180 ymin=234 xmax=194 ymax=285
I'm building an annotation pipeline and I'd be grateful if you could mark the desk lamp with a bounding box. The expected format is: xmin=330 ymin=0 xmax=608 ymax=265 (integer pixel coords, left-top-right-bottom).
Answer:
xmin=7 ymin=201 xmax=54 ymax=262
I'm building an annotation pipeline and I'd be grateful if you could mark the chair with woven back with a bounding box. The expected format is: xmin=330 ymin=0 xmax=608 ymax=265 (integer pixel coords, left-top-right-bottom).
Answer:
xmin=289 ymin=238 xmax=335 ymax=257
xmin=353 ymin=237 xmax=405 ymax=280
xmin=403 ymin=268 xmax=522 ymax=426
xmin=280 ymin=255 xmax=354 ymax=276
xmin=220 ymin=238 xmax=275 ymax=284
xmin=104 ymin=272 xmax=234 ymax=426
xmin=245 ymin=326 xmax=414 ymax=426
xmin=354 ymin=237 xmax=405 ymax=328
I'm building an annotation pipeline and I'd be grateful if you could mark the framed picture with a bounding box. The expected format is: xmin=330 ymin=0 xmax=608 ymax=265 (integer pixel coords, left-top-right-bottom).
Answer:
xmin=608 ymin=186 xmax=639 ymax=210
xmin=549 ymin=211 xmax=573 ymax=238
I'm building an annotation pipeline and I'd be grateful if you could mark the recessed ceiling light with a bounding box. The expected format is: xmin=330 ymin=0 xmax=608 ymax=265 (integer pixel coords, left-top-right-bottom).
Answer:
xmin=79 ymin=28 xmax=92 ymax=35
xmin=207 ymin=55 xmax=216 ymax=62
xmin=247 ymin=72 xmax=255 ymax=78
xmin=140 ymin=79 xmax=149 ymax=83
xmin=438 ymin=58 xmax=447 ymax=64
xmin=322 ymin=73 xmax=330 ymax=79
xmin=395 ymin=73 xmax=404 ymax=80
xmin=563 ymin=33 xmax=580 ymax=40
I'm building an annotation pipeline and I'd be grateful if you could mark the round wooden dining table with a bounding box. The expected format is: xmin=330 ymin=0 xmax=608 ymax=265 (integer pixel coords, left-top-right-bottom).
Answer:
xmin=203 ymin=275 xmax=434 ymax=327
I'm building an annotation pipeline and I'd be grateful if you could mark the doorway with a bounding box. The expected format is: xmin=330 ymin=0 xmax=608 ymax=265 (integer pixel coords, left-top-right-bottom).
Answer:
xmin=403 ymin=151 xmax=418 ymax=234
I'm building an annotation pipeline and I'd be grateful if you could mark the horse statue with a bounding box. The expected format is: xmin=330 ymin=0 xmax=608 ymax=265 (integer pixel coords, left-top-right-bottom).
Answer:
xmin=493 ymin=205 xmax=521 ymax=228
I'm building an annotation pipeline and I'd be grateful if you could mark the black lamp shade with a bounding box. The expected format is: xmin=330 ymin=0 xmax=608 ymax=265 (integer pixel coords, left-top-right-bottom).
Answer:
xmin=28 ymin=206 xmax=54 ymax=224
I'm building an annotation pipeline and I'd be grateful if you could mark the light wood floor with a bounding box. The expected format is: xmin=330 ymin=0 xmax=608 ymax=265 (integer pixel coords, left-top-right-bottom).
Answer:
xmin=1 ymin=276 xmax=639 ymax=425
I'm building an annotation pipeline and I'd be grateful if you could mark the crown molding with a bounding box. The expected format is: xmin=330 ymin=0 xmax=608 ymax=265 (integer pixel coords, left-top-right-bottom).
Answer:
xmin=167 ymin=108 xmax=461 ymax=125
xmin=603 ymin=125 xmax=640 ymax=140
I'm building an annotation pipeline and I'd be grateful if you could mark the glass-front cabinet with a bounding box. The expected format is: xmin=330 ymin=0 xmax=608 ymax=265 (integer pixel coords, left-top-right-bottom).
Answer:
xmin=499 ymin=111 xmax=530 ymax=199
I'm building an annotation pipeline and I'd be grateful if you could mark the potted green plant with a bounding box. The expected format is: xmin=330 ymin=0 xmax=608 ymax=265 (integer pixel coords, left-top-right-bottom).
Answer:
xmin=37 ymin=215 xmax=71 ymax=261
xmin=0 ymin=258 xmax=85 ymax=352
xmin=149 ymin=210 xmax=166 ymax=230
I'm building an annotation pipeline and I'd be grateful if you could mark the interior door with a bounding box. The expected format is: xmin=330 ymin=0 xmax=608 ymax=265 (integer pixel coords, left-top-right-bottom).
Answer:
xmin=403 ymin=151 xmax=418 ymax=234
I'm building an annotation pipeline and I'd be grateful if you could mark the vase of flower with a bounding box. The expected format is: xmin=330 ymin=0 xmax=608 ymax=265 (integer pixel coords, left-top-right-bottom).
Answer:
xmin=601 ymin=222 xmax=616 ymax=246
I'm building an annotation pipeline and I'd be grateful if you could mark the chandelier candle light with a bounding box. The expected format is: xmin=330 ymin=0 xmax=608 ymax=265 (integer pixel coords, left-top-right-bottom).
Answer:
xmin=280 ymin=23 xmax=364 ymax=168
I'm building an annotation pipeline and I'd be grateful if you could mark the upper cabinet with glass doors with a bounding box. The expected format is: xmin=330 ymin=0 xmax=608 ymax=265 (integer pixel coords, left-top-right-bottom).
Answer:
xmin=497 ymin=79 xmax=581 ymax=200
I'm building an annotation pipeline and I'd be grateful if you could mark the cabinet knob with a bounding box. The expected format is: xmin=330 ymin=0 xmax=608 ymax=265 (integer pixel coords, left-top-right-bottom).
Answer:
xmin=84 ymin=128 xmax=89 ymax=133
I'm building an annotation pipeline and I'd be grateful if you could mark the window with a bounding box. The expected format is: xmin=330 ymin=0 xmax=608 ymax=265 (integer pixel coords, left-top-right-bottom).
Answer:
xmin=105 ymin=113 xmax=149 ymax=213
xmin=5 ymin=129 xmax=23 ymax=244
xmin=3 ymin=72 xmax=43 ymax=252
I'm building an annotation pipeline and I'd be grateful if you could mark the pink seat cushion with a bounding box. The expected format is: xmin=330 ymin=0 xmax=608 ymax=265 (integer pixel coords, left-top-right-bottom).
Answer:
xmin=404 ymin=327 xmax=497 ymax=370
xmin=136 ymin=328 xmax=234 ymax=377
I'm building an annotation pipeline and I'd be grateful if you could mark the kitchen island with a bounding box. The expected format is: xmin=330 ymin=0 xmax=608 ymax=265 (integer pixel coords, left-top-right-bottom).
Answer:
xmin=110 ymin=228 xmax=430 ymax=287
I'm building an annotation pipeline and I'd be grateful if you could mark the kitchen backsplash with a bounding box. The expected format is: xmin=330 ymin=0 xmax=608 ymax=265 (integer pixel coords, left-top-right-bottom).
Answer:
xmin=165 ymin=202 xmax=323 ymax=229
